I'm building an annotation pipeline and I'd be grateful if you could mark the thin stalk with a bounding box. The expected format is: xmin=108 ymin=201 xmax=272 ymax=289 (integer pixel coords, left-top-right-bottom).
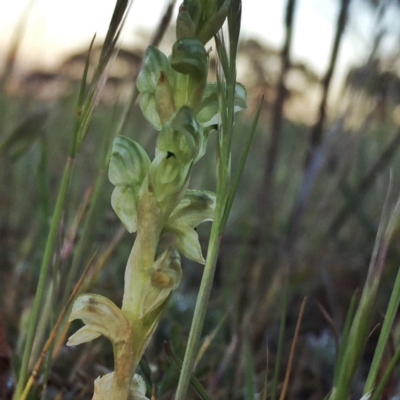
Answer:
xmin=278 ymin=297 xmax=306 ymax=400
xmin=14 ymin=36 xmax=94 ymax=397
xmin=332 ymin=292 xmax=357 ymax=385
xmin=330 ymin=186 xmax=395 ymax=399
xmin=174 ymin=223 xmax=222 ymax=400
xmin=369 ymin=342 xmax=400 ymax=400
xmin=364 ymin=266 xmax=400 ymax=394
xmin=165 ymin=342 xmax=212 ymax=400
xmin=14 ymin=156 xmax=74 ymax=399
xmin=221 ymin=96 xmax=262 ymax=228
xmin=15 ymin=2 xmax=129 ymax=391
xmin=19 ymin=252 xmax=95 ymax=400
xmin=61 ymin=121 xmax=114 ymax=307
xmin=175 ymin=3 xmax=249 ymax=399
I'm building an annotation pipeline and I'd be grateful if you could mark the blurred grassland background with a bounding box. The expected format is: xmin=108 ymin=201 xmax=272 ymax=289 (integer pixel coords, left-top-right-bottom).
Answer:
xmin=2 ymin=0 xmax=400 ymax=399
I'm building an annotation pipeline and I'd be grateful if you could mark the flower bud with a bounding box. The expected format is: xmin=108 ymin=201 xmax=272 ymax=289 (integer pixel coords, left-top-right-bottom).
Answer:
xmin=171 ymin=38 xmax=208 ymax=78
xmin=197 ymin=0 xmax=231 ymax=44
xmin=156 ymin=106 xmax=201 ymax=164
xmin=149 ymin=150 xmax=191 ymax=205
xmin=180 ymin=0 xmax=231 ymax=44
xmin=137 ymin=46 xmax=175 ymax=130
xmin=176 ymin=5 xmax=196 ymax=40
xmin=109 ymin=136 xmax=150 ymax=232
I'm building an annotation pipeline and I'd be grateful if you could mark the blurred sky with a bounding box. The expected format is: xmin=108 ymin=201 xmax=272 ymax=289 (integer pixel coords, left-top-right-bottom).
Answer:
xmin=0 ymin=0 xmax=398 ymax=85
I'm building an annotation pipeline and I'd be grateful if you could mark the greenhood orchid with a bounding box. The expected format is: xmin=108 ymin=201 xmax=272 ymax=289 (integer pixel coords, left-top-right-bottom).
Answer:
xmin=67 ymin=1 xmax=246 ymax=398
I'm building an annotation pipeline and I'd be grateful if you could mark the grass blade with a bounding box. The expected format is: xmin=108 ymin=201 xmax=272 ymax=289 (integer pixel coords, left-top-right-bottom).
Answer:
xmin=364 ymin=265 xmax=400 ymax=394
xmin=221 ymin=96 xmax=262 ymax=228
xmin=165 ymin=342 xmax=212 ymax=400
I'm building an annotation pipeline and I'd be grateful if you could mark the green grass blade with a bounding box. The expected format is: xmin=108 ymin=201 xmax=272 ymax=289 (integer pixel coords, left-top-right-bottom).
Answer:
xmin=69 ymin=34 xmax=95 ymax=158
xmin=14 ymin=1 xmax=132 ymax=395
xmin=175 ymin=2 xmax=243 ymax=398
xmin=61 ymin=116 xmax=115 ymax=308
xmin=331 ymin=184 xmax=395 ymax=399
xmin=14 ymin=157 xmax=74 ymax=400
xmin=165 ymin=342 xmax=212 ymax=400
xmin=369 ymin=342 xmax=400 ymax=400
xmin=75 ymin=0 xmax=132 ymax=147
xmin=364 ymin=266 xmax=400 ymax=394
xmin=332 ymin=292 xmax=357 ymax=386
xmin=221 ymin=97 xmax=262 ymax=228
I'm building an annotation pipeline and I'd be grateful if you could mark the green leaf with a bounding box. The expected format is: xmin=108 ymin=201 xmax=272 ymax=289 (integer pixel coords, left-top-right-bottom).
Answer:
xmin=109 ymin=136 xmax=150 ymax=232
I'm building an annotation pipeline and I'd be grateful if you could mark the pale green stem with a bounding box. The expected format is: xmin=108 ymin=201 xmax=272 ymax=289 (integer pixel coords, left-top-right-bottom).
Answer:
xmin=122 ymin=183 xmax=163 ymax=322
xmin=118 ymin=182 xmax=164 ymax=394
xmin=110 ymin=329 xmax=134 ymax=399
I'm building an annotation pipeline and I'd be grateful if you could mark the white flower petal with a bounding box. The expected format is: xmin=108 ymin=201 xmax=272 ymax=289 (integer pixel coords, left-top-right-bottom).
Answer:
xmin=67 ymin=294 xmax=130 ymax=346
xmin=92 ymin=372 xmax=149 ymax=400
xmin=174 ymin=226 xmax=205 ymax=264
xmin=67 ymin=326 xmax=102 ymax=346
xmin=111 ymin=186 xmax=138 ymax=233
xmin=168 ymin=190 xmax=216 ymax=227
